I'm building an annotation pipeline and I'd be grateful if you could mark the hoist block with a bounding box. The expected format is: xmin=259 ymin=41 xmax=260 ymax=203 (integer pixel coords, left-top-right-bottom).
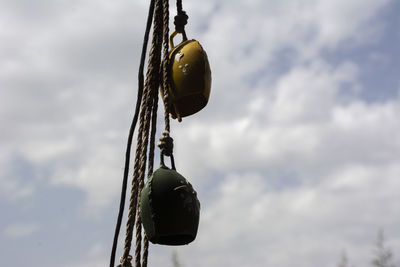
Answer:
xmin=140 ymin=163 xmax=200 ymax=245
xmin=161 ymin=31 xmax=212 ymax=122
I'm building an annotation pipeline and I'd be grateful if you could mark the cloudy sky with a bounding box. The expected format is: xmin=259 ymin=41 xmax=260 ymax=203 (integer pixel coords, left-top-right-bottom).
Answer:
xmin=1 ymin=0 xmax=399 ymax=266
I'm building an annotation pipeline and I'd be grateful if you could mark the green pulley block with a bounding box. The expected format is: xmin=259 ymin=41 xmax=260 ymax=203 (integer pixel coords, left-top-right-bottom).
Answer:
xmin=140 ymin=152 xmax=200 ymax=245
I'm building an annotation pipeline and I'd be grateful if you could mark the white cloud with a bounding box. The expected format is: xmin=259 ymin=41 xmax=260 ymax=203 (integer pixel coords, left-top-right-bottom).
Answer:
xmin=173 ymin=162 xmax=400 ymax=267
xmin=0 ymin=0 xmax=399 ymax=266
xmin=172 ymin=55 xmax=400 ymax=266
xmin=0 ymin=153 xmax=35 ymax=200
xmin=50 ymin=140 xmax=125 ymax=215
xmin=0 ymin=0 xmax=392 ymax=211
xmin=174 ymin=59 xmax=399 ymax=178
xmin=0 ymin=0 xmax=148 ymax=210
xmin=4 ymin=222 xmax=40 ymax=238
xmin=61 ymin=259 xmax=107 ymax=267
xmin=167 ymin=1 xmax=400 ymax=263
xmin=0 ymin=176 xmax=34 ymax=200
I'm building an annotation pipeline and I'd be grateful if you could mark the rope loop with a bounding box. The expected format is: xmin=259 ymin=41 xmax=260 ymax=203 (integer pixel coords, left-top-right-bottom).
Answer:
xmin=157 ymin=130 xmax=174 ymax=156
xmin=174 ymin=11 xmax=188 ymax=33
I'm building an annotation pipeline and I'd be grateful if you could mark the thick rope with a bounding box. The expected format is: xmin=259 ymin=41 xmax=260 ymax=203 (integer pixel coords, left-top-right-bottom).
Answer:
xmin=176 ymin=0 xmax=183 ymax=14
xmin=115 ymin=0 xmax=176 ymax=266
xmin=174 ymin=0 xmax=188 ymax=33
xmin=133 ymin=65 xmax=160 ymax=267
xmin=158 ymin=0 xmax=175 ymax=158
xmin=141 ymin=79 xmax=159 ymax=267
xmin=162 ymin=0 xmax=171 ymax=134
xmin=120 ymin=0 xmax=164 ymax=266
xmin=141 ymin=236 xmax=149 ymax=267
xmin=110 ymin=1 xmax=155 ymax=266
xmin=148 ymin=88 xmax=159 ymax=177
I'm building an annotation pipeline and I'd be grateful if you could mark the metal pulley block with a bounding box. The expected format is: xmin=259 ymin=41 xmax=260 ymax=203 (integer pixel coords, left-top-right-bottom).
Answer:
xmin=161 ymin=30 xmax=212 ymax=122
xmin=140 ymin=153 xmax=200 ymax=245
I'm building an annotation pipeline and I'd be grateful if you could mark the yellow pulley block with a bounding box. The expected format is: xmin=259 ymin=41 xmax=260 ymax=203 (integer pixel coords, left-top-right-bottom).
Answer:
xmin=162 ymin=30 xmax=212 ymax=122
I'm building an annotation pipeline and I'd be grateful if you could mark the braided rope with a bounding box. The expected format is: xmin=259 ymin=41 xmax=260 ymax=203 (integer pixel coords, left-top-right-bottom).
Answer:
xmin=133 ymin=62 xmax=161 ymax=267
xmin=141 ymin=236 xmax=149 ymax=267
xmin=157 ymin=0 xmax=175 ymax=159
xmin=115 ymin=0 xmax=175 ymax=266
xmin=148 ymin=90 xmax=159 ymax=176
xmin=121 ymin=0 xmax=164 ymax=266
xmin=109 ymin=1 xmax=155 ymax=266
xmin=134 ymin=2 xmax=164 ymax=265
xmin=140 ymin=77 xmax=159 ymax=267
xmin=162 ymin=0 xmax=171 ymax=133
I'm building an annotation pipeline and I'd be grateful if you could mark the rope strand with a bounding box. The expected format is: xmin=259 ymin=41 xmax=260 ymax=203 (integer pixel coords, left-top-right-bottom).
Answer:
xmin=176 ymin=0 xmax=183 ymax=14
xmin=162 ymin=0 xmax=171 ymax=133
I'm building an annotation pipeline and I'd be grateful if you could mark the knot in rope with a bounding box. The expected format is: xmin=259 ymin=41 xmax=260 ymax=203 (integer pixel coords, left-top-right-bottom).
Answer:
xmin=174 ymin=11 xmax=188 ymax=33
xmin=118 ymin=255 xmax=133 ymax=267
xmin=157 ymin=130 xmax=174 ymax=156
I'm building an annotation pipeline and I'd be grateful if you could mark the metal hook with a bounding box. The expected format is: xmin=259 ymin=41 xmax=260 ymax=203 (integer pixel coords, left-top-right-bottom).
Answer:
xmin=169 ymin=30 xmax=188 ymax=50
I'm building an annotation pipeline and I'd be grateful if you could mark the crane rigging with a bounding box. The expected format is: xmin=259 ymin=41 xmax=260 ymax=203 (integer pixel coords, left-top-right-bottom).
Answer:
xmin=109 ymin=0 xmax=212 ymax=266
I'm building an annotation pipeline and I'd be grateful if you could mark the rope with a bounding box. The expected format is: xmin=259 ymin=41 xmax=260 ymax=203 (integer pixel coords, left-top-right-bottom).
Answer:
xmin=110 ymin=1 xmax=155 ymax=266
xmin=158 ymin=0 xmax=175 ymax=157
xmin=141 ymin=236 xmax=149 ymax=267
xmin=162 ymin=0 xmax=171 ymax=133
xmin=141 ymin=79 xmax=159 ymax=267
xmin=174 ymin=0 xmax=188 ymax=33
xmin=176 ymin=0 xmax=183 ymax=15
xmin=132 ymin=62 xmax=160 ymax=267
xmin=112 ymin=0 xmax=179 ymax=265
xmin=158 ymin=130 xmax=174 ymax=156
xmin=148 ymin=90 xmax=159 ymax=177
xmin=120 ymin=0 xmax=165 ymax=266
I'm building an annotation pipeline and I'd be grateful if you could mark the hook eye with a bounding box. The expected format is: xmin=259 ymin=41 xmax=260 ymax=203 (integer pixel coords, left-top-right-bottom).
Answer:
xmin=160 ymin=151 xmax=176 ymax=170
xmin=169 ymin=30 xmax=188 ymax=49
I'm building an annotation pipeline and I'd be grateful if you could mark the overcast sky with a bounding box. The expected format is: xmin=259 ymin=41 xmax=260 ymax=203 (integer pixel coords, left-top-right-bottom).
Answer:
xmin=1 ymin=0 xmax=399 ymax=266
